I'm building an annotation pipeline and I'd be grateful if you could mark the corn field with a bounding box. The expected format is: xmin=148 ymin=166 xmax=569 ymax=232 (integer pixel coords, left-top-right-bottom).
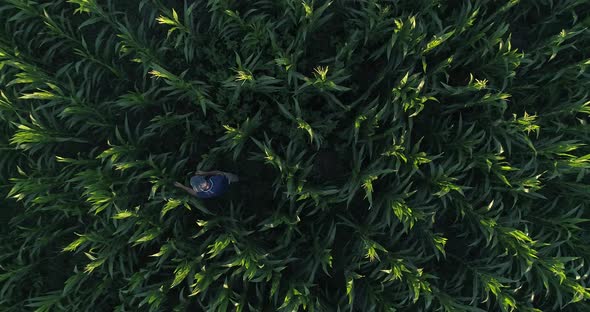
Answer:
xmin=1 ymin=0 xmax=590 ymax=311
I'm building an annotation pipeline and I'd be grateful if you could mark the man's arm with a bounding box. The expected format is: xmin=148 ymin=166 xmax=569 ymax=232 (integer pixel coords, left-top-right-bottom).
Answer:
xmin=222 ymin=172 xmax=239 ymax=183
xmin=174 ymin=181 xmax=198 ymax=196
xmin=195 ymin=170 xmax=240 ymax=183
xmin=196 ymin=170 xmax=239 ymax=183
xmin=194 ymin=170 xmax=223 ymax=176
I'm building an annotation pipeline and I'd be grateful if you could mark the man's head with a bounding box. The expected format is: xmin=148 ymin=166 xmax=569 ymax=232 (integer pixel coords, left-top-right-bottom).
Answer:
xmin=190 ymin=176 xmax=211 ymax=192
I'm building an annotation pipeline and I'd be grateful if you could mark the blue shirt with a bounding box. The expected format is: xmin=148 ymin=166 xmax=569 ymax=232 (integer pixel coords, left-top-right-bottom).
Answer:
xmin=194 ymin=175 xmax=229 ymax=198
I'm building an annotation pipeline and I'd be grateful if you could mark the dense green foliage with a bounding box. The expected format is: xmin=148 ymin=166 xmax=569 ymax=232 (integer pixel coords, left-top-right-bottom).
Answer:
xmin=1 ymin=0 xmax=590 ymax=311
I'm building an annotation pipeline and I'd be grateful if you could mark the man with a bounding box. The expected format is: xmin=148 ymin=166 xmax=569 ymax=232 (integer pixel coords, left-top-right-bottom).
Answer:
xmin=174 ymin=170 xmax=239 ymax=198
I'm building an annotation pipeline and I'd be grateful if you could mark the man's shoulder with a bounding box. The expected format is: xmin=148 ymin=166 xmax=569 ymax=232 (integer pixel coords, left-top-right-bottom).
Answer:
xmin=208 ymin=175 xmax=229 ymax=195
xmin=209 ymin=174 xmax=229 ymax=184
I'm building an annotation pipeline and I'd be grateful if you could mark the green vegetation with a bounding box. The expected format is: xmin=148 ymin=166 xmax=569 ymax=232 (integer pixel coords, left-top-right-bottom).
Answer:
xmin=1 ymin=0 xmax=590 ymax=311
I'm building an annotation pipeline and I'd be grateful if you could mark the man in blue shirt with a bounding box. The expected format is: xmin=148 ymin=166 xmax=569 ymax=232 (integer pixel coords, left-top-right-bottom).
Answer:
xmin=174 ymin=170 xmax=239 ymax=198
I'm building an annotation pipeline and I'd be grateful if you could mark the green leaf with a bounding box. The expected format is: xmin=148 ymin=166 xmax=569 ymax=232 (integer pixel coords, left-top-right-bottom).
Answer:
xmin=112 ymin=210 xmax=135 ymax=219
xmin=171 ymin=262 xmax=191 ymax=288
xmin=161 ymin=198 xmax=182 ymax=217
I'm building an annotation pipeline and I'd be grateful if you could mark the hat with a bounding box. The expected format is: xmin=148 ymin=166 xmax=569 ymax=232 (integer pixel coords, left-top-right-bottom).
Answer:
xmin=190 ymin=176 xmax=209 ymax=192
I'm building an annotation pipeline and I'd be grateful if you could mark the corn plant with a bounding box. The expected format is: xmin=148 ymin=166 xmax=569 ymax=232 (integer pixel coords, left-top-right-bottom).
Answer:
xmin=1 ymin=0 xmax=590 ymax=311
